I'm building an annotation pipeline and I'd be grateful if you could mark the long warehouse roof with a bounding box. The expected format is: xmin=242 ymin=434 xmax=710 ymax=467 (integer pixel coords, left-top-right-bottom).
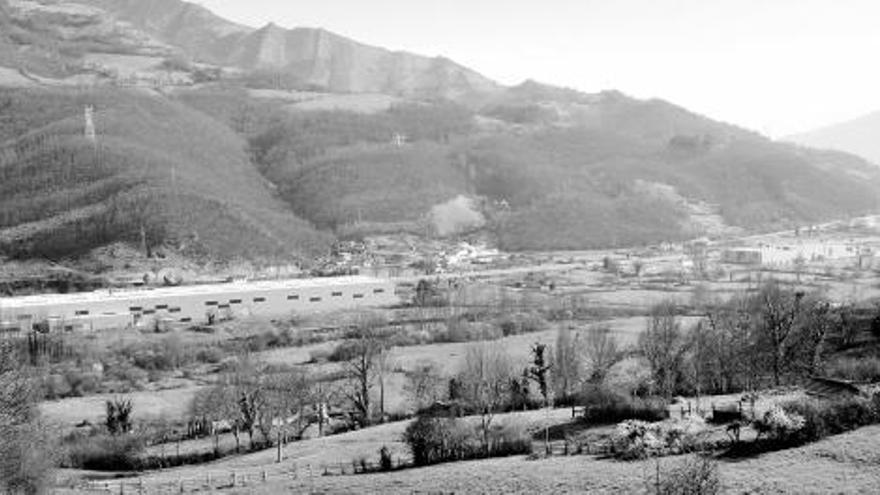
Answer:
xmin=0 ymin=276 xmax=390 ymax=309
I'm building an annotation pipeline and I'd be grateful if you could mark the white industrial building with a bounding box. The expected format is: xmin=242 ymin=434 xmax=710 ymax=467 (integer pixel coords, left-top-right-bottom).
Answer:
xmin=0 ymin=276 xmax=397 ymax=334
xmin=722 ymin=241 xmax=864 ymax=267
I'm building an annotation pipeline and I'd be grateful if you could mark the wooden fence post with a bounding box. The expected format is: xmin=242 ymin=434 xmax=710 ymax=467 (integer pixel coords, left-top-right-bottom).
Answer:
xmin=276 ymin=430 xmax=283 ymax=463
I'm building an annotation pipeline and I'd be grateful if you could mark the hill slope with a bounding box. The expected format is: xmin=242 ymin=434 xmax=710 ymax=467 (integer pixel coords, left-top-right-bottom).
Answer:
xmin=786 ymin=111 xmax=880 ymax=166
xmin=0 ymin=87 xmax=330 ymax=261
xmin=240 ymin=83 xmax=880 ymax=250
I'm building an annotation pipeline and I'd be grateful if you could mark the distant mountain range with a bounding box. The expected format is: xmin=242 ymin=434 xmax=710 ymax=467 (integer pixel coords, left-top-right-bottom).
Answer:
xmin=1 ymin=0 xmax=879 ymax=263
xmin=76 ymin=0 xmax=499 ymax=98
xmin=786 ymin=111 xmax=880 ymax=166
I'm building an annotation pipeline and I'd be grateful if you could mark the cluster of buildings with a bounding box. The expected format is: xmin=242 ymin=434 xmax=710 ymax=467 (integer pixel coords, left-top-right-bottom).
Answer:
xmin=721 ymin=240 xmax=871 ymax=267
xmin=0 ymin=276 xmax=397 ymax=334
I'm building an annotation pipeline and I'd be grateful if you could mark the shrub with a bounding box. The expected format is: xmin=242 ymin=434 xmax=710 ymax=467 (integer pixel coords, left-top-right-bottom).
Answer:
xmin=404 ymin=416 xmax=531 ymax=466
xmin=497 ymin=313 xmax=548 ymax=337
xmin=64 ymin=433 xmax=145 ymax=471
xmin=578 ymin=385 xmax=668 ymax=424
xmin=648 ymin=455 xmax=721 ymax=495
xmin=824 ymin=357 xmax=880 ymax=383
xmin=753 ymin=406 xmax=805 ymax=443
xmin=612 ymin=417 xmax=708 ymax=460
xmin=327 ymin=341 xmax=362 ymax=362
xmin=196 ymin=346 xmax=224 ymax=364
xmin=308 ymin=347 xmax=333 ymax=363
xmin=379 ymin=445 xmax=393 ymax=471
xmin=780 ymin=397 xmax=880 ymax=444
xmin=62 ymin=368 xmax=101 ymax=397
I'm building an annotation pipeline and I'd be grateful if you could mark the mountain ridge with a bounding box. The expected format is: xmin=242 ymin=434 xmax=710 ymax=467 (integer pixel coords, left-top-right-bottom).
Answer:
xmin=786 ymin=111 xmax=880 ymax=166
xmin=75 ymin=0 xmax=500 ymax=98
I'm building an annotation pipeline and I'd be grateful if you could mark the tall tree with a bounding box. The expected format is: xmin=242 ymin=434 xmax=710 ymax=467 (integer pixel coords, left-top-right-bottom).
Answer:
xmin=756 ymin=282 xmax=804 ymax=387
xmin=553 ymin=325 xmax=582 ymax=401
xmin=583 ymin=324 xmax=620 ymax=384
xmin=458 ymin=343 xmax=513 ymax=455
xmin=342 ymin=313 xmax=388 ymax=426
xmin=528 ymin=342 xmax=552 ymax=405
xmin=0 ymin=341 xmax=53 ymax=494
xmin=640 ymin=302 xmax=690 ymax=398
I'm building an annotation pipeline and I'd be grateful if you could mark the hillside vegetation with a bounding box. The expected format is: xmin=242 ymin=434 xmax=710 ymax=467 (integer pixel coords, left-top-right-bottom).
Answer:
xmin=0 ymin=87 xmax=330 ymax=261
xmin=0 ymin=0 xmax=879 ymax=261
xmin=235 ymin=83 xmax=880 ymax=250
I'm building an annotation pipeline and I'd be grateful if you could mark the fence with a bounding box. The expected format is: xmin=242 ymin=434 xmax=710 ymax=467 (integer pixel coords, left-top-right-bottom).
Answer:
xmin=78 ymin=456 xmax=416 ymax=494
xmin=81 ymin=461 xmax=326 ymax=494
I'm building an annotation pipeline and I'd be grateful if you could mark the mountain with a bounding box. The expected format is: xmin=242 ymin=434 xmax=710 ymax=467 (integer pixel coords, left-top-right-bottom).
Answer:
xmin=76 ymin=0 xmax=500 ymax=99
xmin=1 ymin=0 xmax=879 ymax=263
xmin=786 ymin=111 xmax=880 ymax=166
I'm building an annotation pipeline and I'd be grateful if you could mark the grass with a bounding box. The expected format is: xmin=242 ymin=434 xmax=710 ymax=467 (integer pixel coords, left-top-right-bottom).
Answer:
xmin=56 ymin=419 xmax=880 ymax=494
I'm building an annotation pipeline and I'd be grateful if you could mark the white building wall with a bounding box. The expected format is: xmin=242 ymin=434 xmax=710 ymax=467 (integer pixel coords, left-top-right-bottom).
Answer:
xmin=0 ymin=277 xmax=397 ymax=334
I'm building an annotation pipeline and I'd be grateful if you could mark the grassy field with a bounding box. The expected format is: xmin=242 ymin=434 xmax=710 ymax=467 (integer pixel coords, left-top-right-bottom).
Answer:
xmin=61 ymin=418 xmax=880 ymax=494
xmin=40 ymin=385 xmax=203 ymax=427
xmin=38 ymin=314 xmax=651 ymax=426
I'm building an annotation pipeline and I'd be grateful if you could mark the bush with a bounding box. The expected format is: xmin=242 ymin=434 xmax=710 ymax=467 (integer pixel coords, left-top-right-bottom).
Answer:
xmin=308 ymin=347 xmax=333 ymax=363
xmin=404 ymin=416 xmax=531 ymax=466
xmin=752 ymin=406 xmax=806 ymax=443
xmin=649 ymin=455 xmax=721 ymax=495
xmin=327 ymin=341 xmax=362 ymax=362
xmin=64 ymin=433 xmax=145 ymax=471
xmin=379 ymin=445 xmax=393 ymax=471
xmin=727 ymin=395 xmax=880 ymax=457
xmin=780 ymin=397 xmax=880 ymax=444
xmin=612 ymin=417 xmax=709 ymax=460
xmin=497 ymin=313 xmax=548 ymax=337
xmin=196 ymin=346 xmax=224 ymax=364
xmin=578 ymin=385 xmax=668 ymax=424
xmin=824 ymin=357 xmax=880 ymax=383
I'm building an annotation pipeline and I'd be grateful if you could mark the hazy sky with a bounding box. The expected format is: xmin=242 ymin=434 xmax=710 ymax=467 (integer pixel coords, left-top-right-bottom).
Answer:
xmin=197 ymin=0 xmax=880 ymax=137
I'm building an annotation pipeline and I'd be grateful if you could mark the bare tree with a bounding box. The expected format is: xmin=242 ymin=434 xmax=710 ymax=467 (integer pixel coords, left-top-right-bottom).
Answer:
xmin=756 ymin=282 xmax=804 ymax=387
xmin=702 ymin=294 xmax=761 ymax=393
xmin=404 ymin=363 xmax=445 ymax=413
xmin=458 ymin=343 xmax=513 ymax=455
xmin=583 ymin=324 xmax=621 ymax=384
xmin=553 ymin=325 xmax=582 ymax=401
xmin=686 ymin=242 xmax=709 ymax=280
xmin=797 ymin=298 xmax=838 ymax=376
xmin=342 ymin=313 xmax=388 ymax=427
xmin=190 ymin=383 xmax=238 ymax=453
xmin=0 ymin=342 xmax=52 ymax=494
xmin=640 ymin=302 xmax=690 ymax=398
xmin=528 ymin=342 xmax=552 ymax=405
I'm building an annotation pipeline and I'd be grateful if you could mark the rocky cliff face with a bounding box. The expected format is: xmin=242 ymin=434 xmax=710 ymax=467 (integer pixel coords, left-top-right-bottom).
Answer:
xmin=227 ymin=25 xmax=499 ymax=97
xmin=76 ymin=0 xmax=500 ymax=98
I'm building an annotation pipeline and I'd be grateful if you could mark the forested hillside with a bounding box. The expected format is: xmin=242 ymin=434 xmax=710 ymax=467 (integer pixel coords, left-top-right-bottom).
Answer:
xmin=227 ymin=84 xmax=880 ymax=250
xmin=0 ymin=87 xmax=330 ymax=261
